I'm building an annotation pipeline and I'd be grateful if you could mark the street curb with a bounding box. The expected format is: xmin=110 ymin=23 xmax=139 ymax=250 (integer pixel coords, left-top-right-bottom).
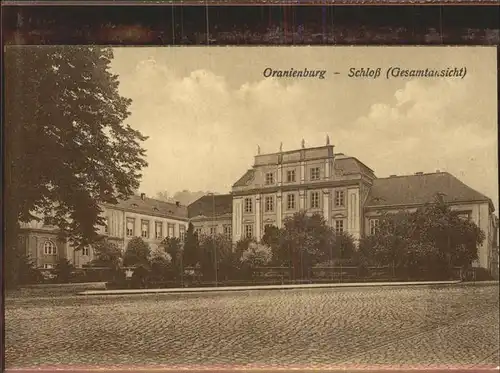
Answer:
xmin=76 ymin=280 xmax=471 ymax=296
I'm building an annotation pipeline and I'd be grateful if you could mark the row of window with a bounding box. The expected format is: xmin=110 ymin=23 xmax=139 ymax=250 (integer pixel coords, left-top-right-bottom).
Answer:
xmin=42 ymin=240 xmax=93 ymax=256
xmin=265 ymin=167 xmax=323 ymax=185
xmin=244 ymin=219 xmax=346 ymax=238
xmin=194 ymin=225 xmax=233 ymax=239
xmin=244 ymin=190 xmax=345 ymax=213
xmin=126 ymin=218 xmax=186 ymax=240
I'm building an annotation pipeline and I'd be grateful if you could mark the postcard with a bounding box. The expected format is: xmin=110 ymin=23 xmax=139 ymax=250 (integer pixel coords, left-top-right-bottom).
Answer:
xmin=4 ymin=45 xmax=499 ymax=371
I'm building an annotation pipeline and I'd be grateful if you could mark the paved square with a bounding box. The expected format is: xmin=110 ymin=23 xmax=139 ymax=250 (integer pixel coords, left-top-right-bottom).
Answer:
xmin=5 ymin=284 xmax=499 ymax=369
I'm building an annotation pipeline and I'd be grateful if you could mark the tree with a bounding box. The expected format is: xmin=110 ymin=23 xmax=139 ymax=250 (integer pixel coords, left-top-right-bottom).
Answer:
xmin=161 ymin=237 xmax=183 ymax=280
xmin=198 ymin=233 xmax=236 ymax=281
xmin=183 ymin=222 xmax=200 ymax=267
xmin=4 ymin=46 xmax=148 ymax=287
xmin=358 ymin=199 xmax=485 ymax=280
xmin=148 ymin=244 xmax=173 ymax=283
xmin=241 ymin=242 xmax=272 ymax=268
xmin=261 ymin=225 xmax=287 ymax=266
xmin=54 ymin=258 xmax=75 ymax=283
xmin=123 ymin=237 xmax=151 ymax=268
xmin=91 ymin=239 xmax=123 ymax=270
xmin=331 ymin=231 xmax=357 ymax=264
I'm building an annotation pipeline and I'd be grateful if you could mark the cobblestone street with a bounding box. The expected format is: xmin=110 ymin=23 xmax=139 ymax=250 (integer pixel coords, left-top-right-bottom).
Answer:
xmin=5 ymin=284 xmax=499 ymax=369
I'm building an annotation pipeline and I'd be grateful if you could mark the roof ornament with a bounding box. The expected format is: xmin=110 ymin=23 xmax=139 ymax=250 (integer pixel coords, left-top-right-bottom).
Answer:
xmin=301 ymin=139 xmax=305 ymax=148
xmin=279 ymin=142 xmax=283 ymax=152
xmin=326 ymin=134 xmax=330 ymax=145
xmin=257 ymin=145 xmax=261 ymax=155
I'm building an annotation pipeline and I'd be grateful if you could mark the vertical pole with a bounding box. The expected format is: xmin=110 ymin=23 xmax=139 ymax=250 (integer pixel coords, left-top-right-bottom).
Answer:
xmin=213 ymin=193 xmax=217 ymax=287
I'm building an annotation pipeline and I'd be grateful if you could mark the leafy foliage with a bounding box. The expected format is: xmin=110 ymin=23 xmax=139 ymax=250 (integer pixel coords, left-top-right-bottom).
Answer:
xmin=198 ymin=234 xmax=237 ymax=281
xmin=54 ymin=258 xmax=75 ymax=283
xmin=359 ymin=198 xmax=485 ymax=279
xmin=183 ymin=223 xmax=200 ymax=267
xmin=123 ymin=237 xmax=151 ymax=268
xmin=4 ymin=46 xmax=148 ymax=286
xmin=240 ymin=242 xmax=272 ymax=268
xmin=90 ymin=239 xmax=123 ymax=270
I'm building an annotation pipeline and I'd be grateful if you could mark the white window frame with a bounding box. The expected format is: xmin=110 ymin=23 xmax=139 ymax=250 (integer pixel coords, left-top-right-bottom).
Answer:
xmin=210 ymin=226 xmax=216 ymax=236
xmin=126 ymin=218 xmax=135 ymax=237
xmin=141 ymin=220 xmax=150 ymax=239
xmin=179 ymin=226 xmax=186 ymax=241
xmin=335 ymin=190 xmax=345 ymax=207
xmin=335 ymin=219 xmax=344 ymax=234
xmin=223 ymin=224 xmax=232 ymax=239
xmin=244 ymin=224 xmax=253 ymax=238
xmin=265 ymin=172 xmax=274 ymax=185
xmin=265 ymin=196 xmax=274 ymax=212
xmin=287 ymin=170 xmax=296 ymax=183
xmin=369 ymin=219 xmax=379 ymax=235
xmin=43 ymin=240 xmax=57 ymax=255
xmin=287 ymin=194 xmax=296 ymax=210
xmin=82 ymin=247 xmax=90 ymax=256
xmin=310 ymin=191 xmax=320 ymax=209
xmin=155 ymin=221 xmax=163 ymax=239
xmin=310 ymin=167 xmax=320 ymax=181
xmin=244 ymin=198 xmax=253 ymax=213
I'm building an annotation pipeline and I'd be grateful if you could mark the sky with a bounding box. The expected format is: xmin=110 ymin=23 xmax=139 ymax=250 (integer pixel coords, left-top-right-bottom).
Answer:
xmin=110 ymin=46 xmax=498 ymax=212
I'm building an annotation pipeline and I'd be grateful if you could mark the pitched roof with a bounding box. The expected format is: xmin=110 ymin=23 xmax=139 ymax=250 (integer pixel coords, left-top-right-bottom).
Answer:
xmin=366 ymin=172 xmax=493 ymax=210
xmin=335 ymin=156 xmax=375 ymax=178
xmin=109 ymin=194 xmax=188 ymax=220
xmin=233 ymin=169 xmax=255 ymax=187
xmin=188 ymin=194 xmax=233 ymax=218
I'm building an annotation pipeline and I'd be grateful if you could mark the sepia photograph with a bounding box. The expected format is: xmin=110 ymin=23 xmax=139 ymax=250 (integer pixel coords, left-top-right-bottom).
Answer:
xmin=4 ymin=45 xmax=499 ymax=370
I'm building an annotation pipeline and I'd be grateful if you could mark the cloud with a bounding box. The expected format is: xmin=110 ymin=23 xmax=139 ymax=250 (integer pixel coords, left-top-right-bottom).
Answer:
xmin=114 ymin=55 xmax=497 ymax=212
xmin=337 ymin=79 xmax=497 ymax=210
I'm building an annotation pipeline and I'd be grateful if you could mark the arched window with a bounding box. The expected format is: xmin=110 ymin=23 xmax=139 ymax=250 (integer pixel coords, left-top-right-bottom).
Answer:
xmin=43 ymin=240 xmax=57 ymax=255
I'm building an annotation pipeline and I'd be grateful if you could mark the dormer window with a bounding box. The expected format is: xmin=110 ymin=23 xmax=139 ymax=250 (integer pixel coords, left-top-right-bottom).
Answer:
xmin=131 ymin=203 xmax=138 ymax=207
xmin=153 ymin=207 xmax=159 ymax=212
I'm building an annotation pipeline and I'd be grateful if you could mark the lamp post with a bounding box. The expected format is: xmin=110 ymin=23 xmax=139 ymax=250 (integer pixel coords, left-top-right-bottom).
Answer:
xmin=209 ymin=193 xmax=218 ymax=287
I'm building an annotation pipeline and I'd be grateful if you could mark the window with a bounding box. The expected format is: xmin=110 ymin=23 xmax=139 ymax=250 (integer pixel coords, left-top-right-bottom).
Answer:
xmin=141 ymin=220 xmax=150 ymax=238
xmin=310 ymin=191 xmax=320 ymax=209
xmin=335 ymin=220 xmax=344 ymax=234
xmin=195 ymin=228 xmax=202 ymax=236
xmin=244 ymin=224 xmax=253 ymax=238
xmin=126 ymin=218 xmax=135 ymax=237
xmin=43 ymin=240 xmax=57 ymax=255
xmin=287 ymin=170 xmax=296 ymax=183
xmin=264 ymin=224 xmax=274 ymax=233
xmin=310 ymin=167 xmax=320 ymax=181
xmin=335 ymin=190 xmax=345 ymax=207
xmin=168 ymin=223 xmax=175 ymax=237
xmin=82 ymin=247 xmax=90 ymax=256
xmin=265 ymin=172 xmax=274 ymax=185
xmin=369 ymin=219 xmax=379 ymax=235
xmin=244 ymin=198 xmax=253 ymax=213
xmin=43 ymin=264 xmax=54 ymax=269
xmin=179 ymin=226 xmax=186 ymax=241
xmin=223 ymin=224 xmax=232 ymax=239
xmin=265 ymin=196 xmax=274 ymax=212
xmin=210 ymin=226 xmax=216 ymax=236
xmin=456 ymin=211 xmax=471 ymax=221
xmin=287 ymin=194 xmax=296 ymax=210
xmin=155 ymin=222 xmax=163 ymax=239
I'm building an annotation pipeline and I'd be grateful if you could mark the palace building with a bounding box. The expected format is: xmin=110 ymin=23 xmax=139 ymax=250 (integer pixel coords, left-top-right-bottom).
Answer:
xmin=189 ymin=139 xmax=499 ymax=277
xmin=18 ymin=193 xmax=189 ymax=269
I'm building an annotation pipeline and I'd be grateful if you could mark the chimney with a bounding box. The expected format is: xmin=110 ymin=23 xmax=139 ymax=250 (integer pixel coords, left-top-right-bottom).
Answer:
xmin=436 ymin=169 xmax=441 ymax=173
xmin=415 ymin=172 xmax=424 ymax=175
xmin=140 ymin=193 xmax=146 ymax=200
xmin=175 ymin=201 xmax=180 ymax=207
